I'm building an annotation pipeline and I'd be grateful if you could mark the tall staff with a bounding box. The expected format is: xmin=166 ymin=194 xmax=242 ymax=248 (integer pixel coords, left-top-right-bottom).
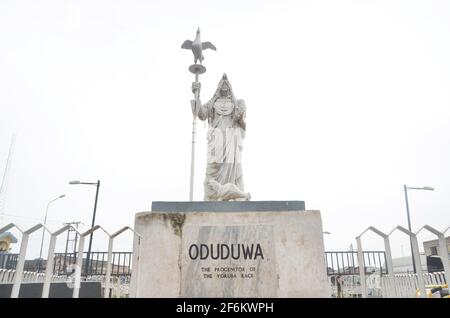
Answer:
xmin=188 ymin=68 xmax=203 ymax=201
xmin=181 ymin=28 xmax=216 ymax=201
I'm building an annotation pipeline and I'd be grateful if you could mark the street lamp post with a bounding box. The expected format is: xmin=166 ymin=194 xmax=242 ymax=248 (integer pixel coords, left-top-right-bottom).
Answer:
xmin=38 ymin=194 xmax=66 ymax=272
xmin=403 ymin=185 xmax=434 ymax=273
xmin=69 ymin=180 xmax=100 ymax=276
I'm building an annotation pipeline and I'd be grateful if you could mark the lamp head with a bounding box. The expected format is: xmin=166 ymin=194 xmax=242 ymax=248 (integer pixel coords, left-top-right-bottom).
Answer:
xmin=69 ymin=180 xmax=81 ymax=185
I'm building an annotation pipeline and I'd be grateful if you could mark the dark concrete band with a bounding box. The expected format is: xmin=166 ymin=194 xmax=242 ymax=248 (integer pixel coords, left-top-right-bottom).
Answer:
xmin=151 ymin=201 xmax=306 ymax=212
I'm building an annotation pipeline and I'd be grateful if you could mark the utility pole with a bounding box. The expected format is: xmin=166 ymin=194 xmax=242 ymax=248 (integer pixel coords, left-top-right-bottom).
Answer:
xmin=63 ymin=221 xmax=82 ymax=275
xmin=403 ymin=185 xmax=434 ymax=273
xmin=68 ymin=180 xmax=100 ymax=276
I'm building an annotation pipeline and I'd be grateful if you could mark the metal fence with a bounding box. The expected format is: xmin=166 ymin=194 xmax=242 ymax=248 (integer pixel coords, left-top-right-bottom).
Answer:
xmin=325 ymin=251 xmax=387 ymax=276
xmin=0 ymin=250 xmax=393 ymax=278
xmin=7 ymin=250 xmax=383 ymax=278
xmin=53 ymin=252 xmax=132 ymax=276
xmin=0 ymin=253 xmax=17 ymax=270
xmin=1 ymin=252 xmax=133 ymax=277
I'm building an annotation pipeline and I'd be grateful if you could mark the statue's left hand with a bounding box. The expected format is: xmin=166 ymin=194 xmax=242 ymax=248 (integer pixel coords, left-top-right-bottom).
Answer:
xmin=236 ymin=100 xmax=246 ymax=116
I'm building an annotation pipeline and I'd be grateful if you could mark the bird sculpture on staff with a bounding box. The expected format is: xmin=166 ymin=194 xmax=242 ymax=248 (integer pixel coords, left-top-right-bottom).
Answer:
xmin=181 ymin=27 xmax=217 ymax=64
xmin=181 ymin=28 xmax=216 ymax=201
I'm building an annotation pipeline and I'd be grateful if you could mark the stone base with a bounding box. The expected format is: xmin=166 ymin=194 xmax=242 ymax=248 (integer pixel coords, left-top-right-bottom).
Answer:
xmin=130 ymin=201 xmax=329 ymax=298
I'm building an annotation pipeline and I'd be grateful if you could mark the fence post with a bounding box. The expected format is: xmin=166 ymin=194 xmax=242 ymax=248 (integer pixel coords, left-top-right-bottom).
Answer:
xmin=436 ymin=230 xmax=450 ymax=288
xmin=383 ymin=238 xmax=394 ymax=275
xmin=104 ymin=237 xmax=113 ymax=298
xmin=356 ymin=236 xmax=367 ymax=298
xmin=73 ymin=235 xmax=85 ymax=298
xmin=42 ymin=225 xmax=79 ymax=298
xmin=11 ymin=224 xmax=44 ymax=298
xmin=11 ymin=233 xmax=28 ymax=298
xmin=42 ymin=234 xmax=57 ymax=298
xmin=410 ymin=233 xmax=426 ymax=298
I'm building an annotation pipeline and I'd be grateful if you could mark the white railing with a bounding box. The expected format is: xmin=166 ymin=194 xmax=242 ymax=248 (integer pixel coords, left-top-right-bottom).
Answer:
xmin=328 ymin=275 xmax=363 ymax=298
xmin=109 ymin=277 xmax=130 ymax=298
xmin=330 ymin=272 xmax=448 ymax=298
xmin=381 ymin=272 xmax=448 ymax=298
xmin=0 ymin=269 xmax=16 ymax=284
xmin=328 ymin=274 xmax=382 ymax=298
xmin=0 ymin=269 xmax=69 ymax=284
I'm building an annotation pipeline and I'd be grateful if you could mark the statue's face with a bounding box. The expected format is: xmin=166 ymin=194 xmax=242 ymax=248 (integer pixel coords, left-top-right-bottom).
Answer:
xmin=220 ymin=84 xmax=230 ymax=97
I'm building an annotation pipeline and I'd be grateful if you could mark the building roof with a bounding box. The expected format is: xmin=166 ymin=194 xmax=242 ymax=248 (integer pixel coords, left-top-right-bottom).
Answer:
xmin=0 ymin=231 xmax=18 ymax=243
xmin=423 ymin=236 xmax=450 ymax=245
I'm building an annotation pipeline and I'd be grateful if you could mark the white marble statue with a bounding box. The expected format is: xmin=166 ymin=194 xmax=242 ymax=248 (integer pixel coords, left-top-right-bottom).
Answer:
xmin=191 ymin=74 xmax=249 ymax=201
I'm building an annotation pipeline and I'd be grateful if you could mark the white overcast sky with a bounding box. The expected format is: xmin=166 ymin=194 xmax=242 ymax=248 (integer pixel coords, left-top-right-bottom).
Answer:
xmin=0 ymin=0 xmax=449 ymax=258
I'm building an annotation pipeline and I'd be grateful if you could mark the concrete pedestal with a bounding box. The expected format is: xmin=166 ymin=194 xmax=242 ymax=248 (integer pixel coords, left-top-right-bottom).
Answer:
xmin=130 ymin=201 xmax=329 ymax=298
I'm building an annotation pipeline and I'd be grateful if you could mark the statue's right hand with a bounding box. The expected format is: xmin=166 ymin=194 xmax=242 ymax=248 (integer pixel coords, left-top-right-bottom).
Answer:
xmin=192 ymin=82 xmax=201 ymax=94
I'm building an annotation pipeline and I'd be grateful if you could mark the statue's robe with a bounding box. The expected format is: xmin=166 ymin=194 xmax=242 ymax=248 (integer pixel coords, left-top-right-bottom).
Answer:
xmin=197 ymin=97 xmax=246 ymax=201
